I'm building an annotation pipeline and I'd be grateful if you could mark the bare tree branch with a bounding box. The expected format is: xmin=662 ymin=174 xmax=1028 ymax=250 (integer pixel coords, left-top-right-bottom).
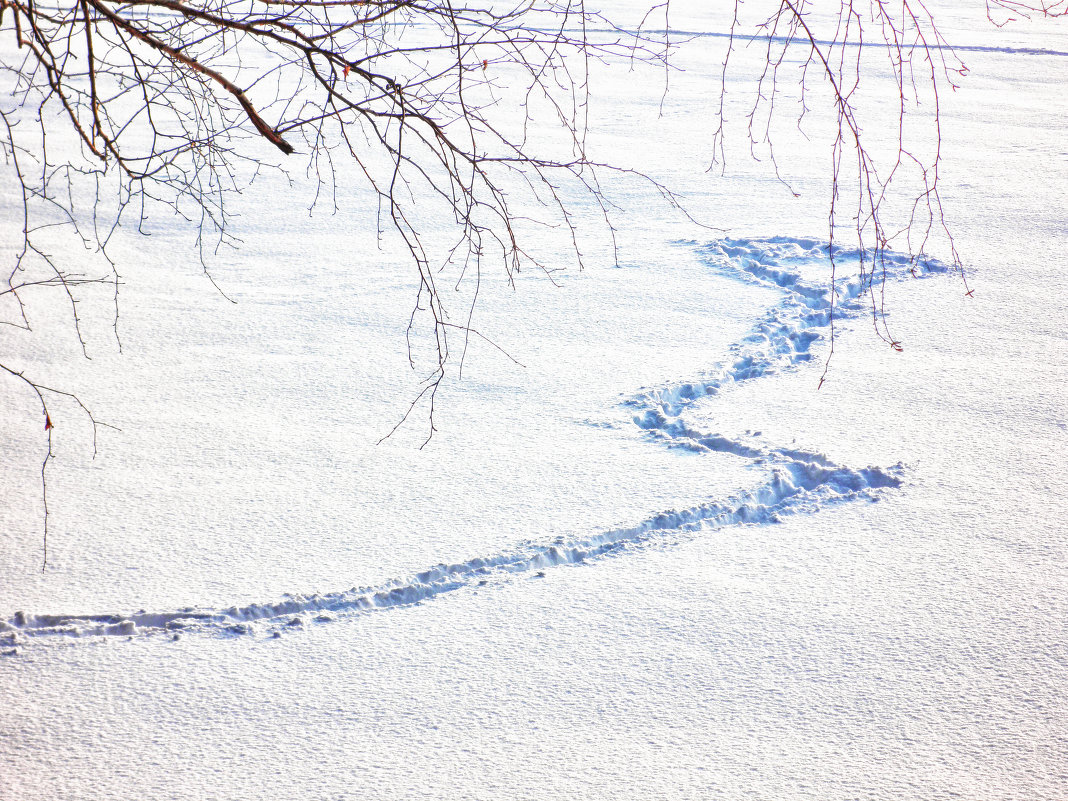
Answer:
xmin=2 ymin=0 xmax=1065 ymax=562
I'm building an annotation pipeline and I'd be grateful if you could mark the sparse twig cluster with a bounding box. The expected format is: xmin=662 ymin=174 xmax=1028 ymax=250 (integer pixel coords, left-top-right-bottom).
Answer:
xmin=710 ymin=0 xmax=1064 ymax=378
xmin=1 ymin=0 xmax=677 ymax=564
xmin=1 ymin=0 xmax=1065 ymax=565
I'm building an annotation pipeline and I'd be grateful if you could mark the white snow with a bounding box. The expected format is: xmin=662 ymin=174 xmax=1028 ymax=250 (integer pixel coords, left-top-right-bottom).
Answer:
xmin=1 ymin=3 xmax=1066 ymax=800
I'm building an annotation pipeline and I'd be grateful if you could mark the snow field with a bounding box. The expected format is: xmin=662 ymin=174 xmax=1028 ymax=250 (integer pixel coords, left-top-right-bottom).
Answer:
xmin=2 ymin=5 xmax=1067 ymax=800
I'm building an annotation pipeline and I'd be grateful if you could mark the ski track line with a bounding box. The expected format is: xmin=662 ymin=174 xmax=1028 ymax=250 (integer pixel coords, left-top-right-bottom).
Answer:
xmin=0 ymin=237 xmax=946 ymax=650
xmin=584 ymin=27 xmax=1068 ymax=59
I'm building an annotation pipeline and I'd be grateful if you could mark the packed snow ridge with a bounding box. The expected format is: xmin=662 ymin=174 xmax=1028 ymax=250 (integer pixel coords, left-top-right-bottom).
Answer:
xmin=1 ymin=237 xmax=945 ymax=646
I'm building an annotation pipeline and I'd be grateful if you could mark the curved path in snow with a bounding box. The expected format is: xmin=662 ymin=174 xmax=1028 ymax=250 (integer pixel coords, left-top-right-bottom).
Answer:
xmin=1 ymin=237 xmax=947 ymax=646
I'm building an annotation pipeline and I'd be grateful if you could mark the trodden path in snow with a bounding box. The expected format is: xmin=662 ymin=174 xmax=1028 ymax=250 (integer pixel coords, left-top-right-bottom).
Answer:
xmin=0 ymin=237 xmax=947 ymax=647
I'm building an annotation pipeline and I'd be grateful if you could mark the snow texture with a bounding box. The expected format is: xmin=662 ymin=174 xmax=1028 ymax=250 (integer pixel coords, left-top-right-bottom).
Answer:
xmin=2 ymin=7 xmax=1066 ymax=800
xmin=2 ymin=238 xmax=925 ymax=643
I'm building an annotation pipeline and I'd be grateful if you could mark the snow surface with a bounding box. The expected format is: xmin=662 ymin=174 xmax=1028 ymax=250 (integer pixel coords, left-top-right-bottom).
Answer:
xmin=2 ymin=3 xmax=1067 ymax=800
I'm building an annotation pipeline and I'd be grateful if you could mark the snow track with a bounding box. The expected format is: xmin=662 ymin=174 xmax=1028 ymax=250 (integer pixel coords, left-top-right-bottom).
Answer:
xmin=585 ymin=28 xmax=1068 ymax=59
xmin=1 ymin=237 xmax=945 ymax=646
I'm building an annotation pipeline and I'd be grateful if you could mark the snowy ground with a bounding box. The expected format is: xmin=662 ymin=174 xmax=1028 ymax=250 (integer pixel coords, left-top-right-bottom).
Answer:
xmin=2 ymin=3 xmax=1067 ymax=800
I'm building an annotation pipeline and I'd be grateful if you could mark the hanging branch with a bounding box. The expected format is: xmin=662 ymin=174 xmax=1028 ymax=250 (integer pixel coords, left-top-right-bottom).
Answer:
xmin=3 ymin=0 xmax=1065 ymax=561
xmin=711 ymin=0 xmax=1064 ymax=379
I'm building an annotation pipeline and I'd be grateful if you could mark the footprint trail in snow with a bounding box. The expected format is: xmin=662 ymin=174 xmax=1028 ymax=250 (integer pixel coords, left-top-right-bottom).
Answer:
xmin=1 ymin=237 xmax=948 ymax=645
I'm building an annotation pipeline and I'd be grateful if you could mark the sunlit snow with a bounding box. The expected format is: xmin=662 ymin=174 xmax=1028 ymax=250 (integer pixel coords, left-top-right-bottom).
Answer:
xmin=1 ymin=3 xmax=1066 ymax=800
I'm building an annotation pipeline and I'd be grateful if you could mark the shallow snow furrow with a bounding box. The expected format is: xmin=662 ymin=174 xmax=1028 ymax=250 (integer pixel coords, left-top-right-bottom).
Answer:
xmin=629 ymin=237 xmax=945 ymax=418
xmin=625 ymin=237 xmax=942 ymax=531
xmin=0 ymin=237 xmax=938 ymax=646
xmin=0 ymin=459 xmax=901 ymax=642
xmin=583 ymin=28 xmax=1068 ymax=59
